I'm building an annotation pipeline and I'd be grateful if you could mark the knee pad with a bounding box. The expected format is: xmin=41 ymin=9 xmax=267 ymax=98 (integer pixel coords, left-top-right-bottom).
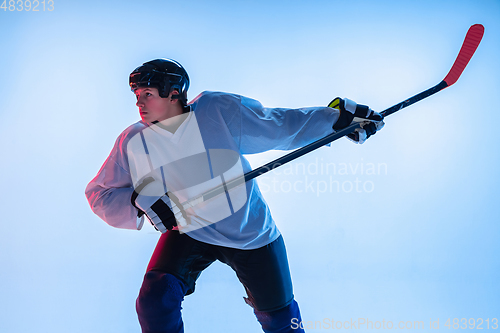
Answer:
xmin=254 ymin=299 xmax=304 ymax=333
xmin=136 ymin=271 xmax=187 ymax=316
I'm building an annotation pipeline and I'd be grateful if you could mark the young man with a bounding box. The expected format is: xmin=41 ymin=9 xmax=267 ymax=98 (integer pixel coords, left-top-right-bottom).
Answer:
xmin=85 ymin=58 xmax=384 ymax=333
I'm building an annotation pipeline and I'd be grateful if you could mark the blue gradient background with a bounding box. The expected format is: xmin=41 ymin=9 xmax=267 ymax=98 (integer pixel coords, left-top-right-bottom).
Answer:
xmin=1 ymin=1 xmax=499 ymax=332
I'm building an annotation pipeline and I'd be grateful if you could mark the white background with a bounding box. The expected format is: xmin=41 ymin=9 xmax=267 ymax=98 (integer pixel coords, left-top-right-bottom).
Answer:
xmin=1 ymin=0 xmax=499 ymax=332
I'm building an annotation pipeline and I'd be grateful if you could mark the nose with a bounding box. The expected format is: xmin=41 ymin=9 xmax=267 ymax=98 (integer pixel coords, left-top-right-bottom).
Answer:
xmin=136 ymin=96 xmax=145 ymax=108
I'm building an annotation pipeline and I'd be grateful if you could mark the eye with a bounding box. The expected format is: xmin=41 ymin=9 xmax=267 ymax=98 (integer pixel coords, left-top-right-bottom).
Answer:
xmin=146 ymin=92 xmax=152 ymax=97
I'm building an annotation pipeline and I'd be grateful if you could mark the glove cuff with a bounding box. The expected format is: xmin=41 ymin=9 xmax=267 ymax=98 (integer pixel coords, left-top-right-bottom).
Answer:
xmin=146 ymin=197 xmax=177 ymax=233
xmin=331 ymin=98 xmax=356 ymax=130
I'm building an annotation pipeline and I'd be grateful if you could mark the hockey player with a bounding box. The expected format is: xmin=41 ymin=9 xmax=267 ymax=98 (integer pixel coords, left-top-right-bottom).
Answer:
xmin=85 ymin=58 xmax=384 ymax=333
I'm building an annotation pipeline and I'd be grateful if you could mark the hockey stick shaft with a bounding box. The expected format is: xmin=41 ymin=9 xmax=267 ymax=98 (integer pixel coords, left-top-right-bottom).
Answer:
xmin=180 ymin=24 xmax=484 ymax=209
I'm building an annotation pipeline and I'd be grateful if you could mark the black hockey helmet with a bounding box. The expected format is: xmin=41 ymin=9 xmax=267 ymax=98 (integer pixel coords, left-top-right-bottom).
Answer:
xmin=129 ymin=58 xmax=190 ymax=104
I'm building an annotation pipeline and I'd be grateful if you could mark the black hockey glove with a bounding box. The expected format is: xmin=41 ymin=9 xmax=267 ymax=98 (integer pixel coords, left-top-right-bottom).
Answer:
xmin=131 ymin=176 xmax=188 ymax=233
xmin=329 ymin=97 xmax=385 ymax=144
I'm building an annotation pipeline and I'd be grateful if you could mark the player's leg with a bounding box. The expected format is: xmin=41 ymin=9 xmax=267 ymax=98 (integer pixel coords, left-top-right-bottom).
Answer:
xmin=136 ymin=230 xmax=216 ymax=333
xmin=218 ymin=235 xmax=305 ymax=333
xmin=136 ymin=271 xmax=188 ymax=332
xmin=253 ymin=299 xmax=304 ymax=333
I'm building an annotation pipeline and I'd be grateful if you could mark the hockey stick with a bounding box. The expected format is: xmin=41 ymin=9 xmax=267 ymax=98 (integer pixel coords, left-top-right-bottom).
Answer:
xmin=244 ymin=24 xmax=484 ymax=179
xmin=177 ymin=24 xmax=484 ymax=211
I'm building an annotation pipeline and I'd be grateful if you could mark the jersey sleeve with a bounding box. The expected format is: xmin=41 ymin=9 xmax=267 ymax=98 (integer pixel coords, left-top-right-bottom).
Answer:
xmin=85 ymin=133 xmax=143 ymax=231
xmin=211 ymin=92 xmax=341 ymax=154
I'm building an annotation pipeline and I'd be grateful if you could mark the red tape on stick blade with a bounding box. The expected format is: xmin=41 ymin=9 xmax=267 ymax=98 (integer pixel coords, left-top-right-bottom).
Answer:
xmin=443 ymin=24 xmax=484 ymax=87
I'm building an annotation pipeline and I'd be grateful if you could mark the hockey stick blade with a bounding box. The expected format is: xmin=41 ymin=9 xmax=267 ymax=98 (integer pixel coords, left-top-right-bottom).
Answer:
xmin=443 ymin=24 xmax=484 ymax=87
xmin=382 ymin=24 xmax=484 ymax=117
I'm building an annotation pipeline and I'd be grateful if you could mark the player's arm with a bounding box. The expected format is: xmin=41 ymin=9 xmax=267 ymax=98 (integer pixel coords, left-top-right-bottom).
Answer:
xmin=85 ymin=138 xmax=144 ymax=230
xmin=210 ymin=92 xmax=338 ymax=153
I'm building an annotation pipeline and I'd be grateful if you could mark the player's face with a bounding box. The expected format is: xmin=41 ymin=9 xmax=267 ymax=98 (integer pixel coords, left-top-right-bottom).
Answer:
xmin=134 ymin=87 xmax=180 ymax=123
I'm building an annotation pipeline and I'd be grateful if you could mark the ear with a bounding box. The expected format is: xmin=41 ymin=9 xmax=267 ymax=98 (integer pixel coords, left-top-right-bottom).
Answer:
xmin=169 ymin=90 xmax=180 ymax=102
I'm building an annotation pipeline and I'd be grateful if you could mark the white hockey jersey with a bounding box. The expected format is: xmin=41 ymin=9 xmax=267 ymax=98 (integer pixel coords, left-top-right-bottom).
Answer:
xmin=85 ymin=91 xmax=340 ymax=249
